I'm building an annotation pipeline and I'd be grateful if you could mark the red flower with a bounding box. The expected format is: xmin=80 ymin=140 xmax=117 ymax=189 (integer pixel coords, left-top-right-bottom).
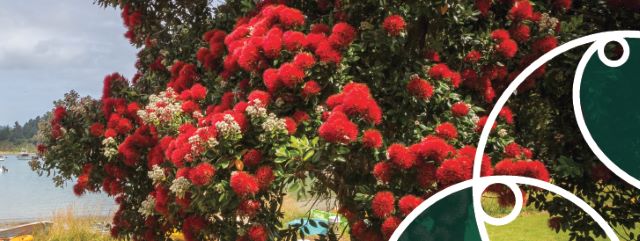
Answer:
xmin=284 ymin=117 xmax=297 ymax=134
xmin=243 ymin=149 xmax=262 ymax=167
xmin=328 ymin=83 xmax=382 ymax=124
xmin=263 ymin=68 xmax=281 ymax=93
xmin=465 ymin=50 xmax=482 ymax=62
xmin=499 ymin=107 xmax=514 ymax=124
xmin=398 ymin=195 xmax=424 ymax=216
xmin=382 ymin=15 xmax=406 ymax=36
xmin=278 ymin=7 xmax=305 ymax=28
xmin=53 ymin=106 xmax=66 ymax=123
xmin=283 ymin=31 xmax=306 ymax=51
xmin=190 ymin=84 xmax=208 ymax=100
xmin=371 ymin=191 xmax=395 ymax=218
xmin=301 ymin=81 xmax=321 ymax=97
xmin=90 ymin=123 xmax=105 ymax=137
xmin=311 ymin=23 xmax=330 ymax=34
xmin=263 ymin=27 xmax=283 ymax=59
xmin=293 ymin=110 xmax=310 ymax=123
xmin=188 ymin=162 xmax=216 ymax=186
xmin=504 ymin=142 xmax=523 ymax=158
xmin=417 ymin=50 xmax=437 ymax=64
xmin=278 ymin=63 xmax=305 ymax=88
xmin=315 ymin=41 xmax=342 ymax=64
xmin=491 ymin=29 xmax=511 ymax=42
xmin=476 ymin=0 xmax=493 ymax=16
xmin=381 ymin=216 xmax=401 ymax=240
xmin=362 ymin=129 xmax=383 ymax=148
xmin=533 ymin=36 xmax=559 ymax=53
xmin=410 ymin=136 xmax=455 ymax=163
xmin=511 ymin=24 xmax=531 ymax=43
xmin=230 ymin=171 xmax=260 ymax=197
xmin=451 ymin=102 xmax=470 ymax=117
xmin=329 ymin=22 xmax=357 ymax=48
xmin=181 ymin=101 xmax=199 ymax=113
xmin=508 ymin=0 xmax=533 ymax=21
xmin=318 ymin=111 xmax=359 ymax=144
xmin=435 ymin=122 xmax=458 ymax=139
xmin=416 ymin=163 xmax=437 ymax=188
xmin=248 ymin=90 xmax=271 ymax=107
xmin=255 ymin=166 xmax=275 ymax=189
xmin=428 ymin=63 xmax=452 ymax=80
xmin=387 ymin=143 xmax=417 ymax=169
xmin=407 ymin=77 xmax=434 ymax=100
xmin=247 ymin=224 xmax=268 ymax=241
xmin=496 ymin=39 xmax=518 ymax=58
xmin=238 ymin=199 xmax=261 ymax=217
xmin=293 ymin=52 xmax=316 ymax=69
xmin=436 ymin=156 xmax=473 ymax=187
xmin=373 ymin=162 xmax=393 ymax=183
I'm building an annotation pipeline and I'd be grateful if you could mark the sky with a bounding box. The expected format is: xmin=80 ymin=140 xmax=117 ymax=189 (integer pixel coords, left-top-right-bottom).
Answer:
xmin=0 ymin=0 xmax=137 ymax=126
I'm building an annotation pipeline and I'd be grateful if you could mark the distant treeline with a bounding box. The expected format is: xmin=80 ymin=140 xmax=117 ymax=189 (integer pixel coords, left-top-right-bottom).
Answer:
xmin=0 ymin=116 xmax=43 ymax=152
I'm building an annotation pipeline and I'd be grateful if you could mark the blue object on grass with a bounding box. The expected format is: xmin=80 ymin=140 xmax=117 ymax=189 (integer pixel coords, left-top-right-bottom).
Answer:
xmin=287 ymin=218 xmax=329 ymax=235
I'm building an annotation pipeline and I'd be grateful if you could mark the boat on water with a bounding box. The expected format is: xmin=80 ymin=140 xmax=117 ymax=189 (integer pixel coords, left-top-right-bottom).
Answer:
xmin=0 ymin=155 xmax=5 ymax=161
xmin=16 ymin=150 xmax=32 ymax=160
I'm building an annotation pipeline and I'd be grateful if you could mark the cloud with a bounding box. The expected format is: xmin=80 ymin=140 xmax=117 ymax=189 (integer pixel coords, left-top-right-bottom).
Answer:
xmin=0 ymin=0 xmax=137 ymax=125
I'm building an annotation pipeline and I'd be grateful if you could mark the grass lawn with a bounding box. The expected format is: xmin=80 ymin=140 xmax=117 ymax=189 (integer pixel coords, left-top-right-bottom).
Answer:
xmin=487 ymin=211 xmax=608 ymax=241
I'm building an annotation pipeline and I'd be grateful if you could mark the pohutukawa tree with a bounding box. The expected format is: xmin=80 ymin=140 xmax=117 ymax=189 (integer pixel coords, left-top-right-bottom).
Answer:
xmin=35 ymin=0 xmax=640 ymax=240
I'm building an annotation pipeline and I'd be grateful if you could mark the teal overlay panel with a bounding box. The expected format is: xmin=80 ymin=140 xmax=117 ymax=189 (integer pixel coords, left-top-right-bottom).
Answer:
xmin=580 ymin=39 xmax=640 ymax=181
xmin=398 ymin=188 xmax=481 ymax=241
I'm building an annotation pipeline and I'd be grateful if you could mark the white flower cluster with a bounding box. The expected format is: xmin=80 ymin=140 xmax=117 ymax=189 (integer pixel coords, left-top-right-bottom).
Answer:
xmin=259 ymin=113 xmax=288 ymax=142
xmin=498 ymin=129 xmax=509 ymax=137
xmin=538 ymin=13 xmax=559 ymax=32
xmin=245 ymin=100 xmax=268 ymax=119
xmin=148 ymin=165 xmax=166 ymax=184
xmin=215 ymin=114 xmax=242 ymax=141
xmin=170 ymin=177 xmax=191 ymax=199
xmin=102 ymin=137 xmax=119 ymax=158
xmin=138 ymin=195 xmax=156 ymax=217
xmin=138 ymin=88 xmax=183 ymax=126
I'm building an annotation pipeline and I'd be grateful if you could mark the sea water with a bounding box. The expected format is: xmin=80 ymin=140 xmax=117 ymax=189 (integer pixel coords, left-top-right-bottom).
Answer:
xmin=0 ymin=155 xmax=116 ymax=223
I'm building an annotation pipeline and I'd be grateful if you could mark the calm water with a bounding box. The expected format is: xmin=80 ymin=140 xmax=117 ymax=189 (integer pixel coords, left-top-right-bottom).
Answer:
xmin=0 ymin=155 xmax=116 ymax=223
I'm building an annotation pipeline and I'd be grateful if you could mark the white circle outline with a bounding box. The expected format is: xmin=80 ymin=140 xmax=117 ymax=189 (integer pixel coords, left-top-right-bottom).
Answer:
xmin=390 ymin=31 xmax=640 ymax=241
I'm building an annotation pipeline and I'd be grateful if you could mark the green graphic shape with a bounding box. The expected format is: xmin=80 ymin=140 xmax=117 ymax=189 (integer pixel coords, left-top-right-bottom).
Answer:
xmin=398 ymin=188 xmax=481 ymax=241
xmin=580 ymin=38 xmax=640 ymax=181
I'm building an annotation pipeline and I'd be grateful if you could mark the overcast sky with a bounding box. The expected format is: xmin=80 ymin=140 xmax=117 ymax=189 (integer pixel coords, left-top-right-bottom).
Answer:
xmin=0 ymin=0 xmax=137 ymax=126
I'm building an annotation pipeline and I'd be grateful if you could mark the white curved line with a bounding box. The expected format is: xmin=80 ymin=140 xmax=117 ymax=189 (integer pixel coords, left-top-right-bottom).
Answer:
xmin=390 ymin=176 xmax=620 ymax=241
xmin=573 ymin=38 xmax=640 ymax=190
xmin=390 ymin=30 xmax=640 ymax=241
xmin=470 ymin=31 xmax=640 ymax=241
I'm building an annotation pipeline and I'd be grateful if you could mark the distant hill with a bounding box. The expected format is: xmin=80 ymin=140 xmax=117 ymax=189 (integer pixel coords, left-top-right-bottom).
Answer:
xmin=0 ymin=116 xmax=43 ymax=152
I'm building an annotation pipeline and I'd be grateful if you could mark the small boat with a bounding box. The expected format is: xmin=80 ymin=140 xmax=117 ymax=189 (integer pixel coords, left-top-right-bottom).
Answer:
xmin=0 ymin=155 xmax=5 ymax=161
xmin=16 ymin=150 xmax=31 ymax=160
xmin=0 ymin=221 xmax=52 ymax=240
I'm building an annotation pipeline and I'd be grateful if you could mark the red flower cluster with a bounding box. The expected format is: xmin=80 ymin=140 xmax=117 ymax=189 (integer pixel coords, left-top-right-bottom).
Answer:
xmin=494 ymin=159 xmax=550 ymax=182
xmin=492 ymin=29 xmax=519 ymax=59
xmin=318 ymin=111 xmax=358 ymax=144
xmin=451 ymin=102 xmax=470 ymax=117
xmin=361 ymin=129 xmax=383 ymax=148
xmin=326 ymin=83 xmax=382 ymax=124
xmin=230 ymin=171 xmax=260 ymax=197
xmin=407 ymin=76 xmax=434 ymax=100
xmin=382 ymin=15 xmax=406 ymax=36
xmin=398 ymin=195 xmax=423 ymax=216
xmin=387 ymin=143 xmax=416 ymax=169
xmin=428 ymin=63 xmax=462 ymax=88
xmin=188 ymin=162 xmax=216 ymax=186
xmin=121 ymin=4 xmax=142 ymax=43
xmin=371 ymin=191 xmax=395 ymax=218
xmin=508 ymin=0 xmax=534 ymax=21
xmin=435 ymin=122 xmax=458 ymax=140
